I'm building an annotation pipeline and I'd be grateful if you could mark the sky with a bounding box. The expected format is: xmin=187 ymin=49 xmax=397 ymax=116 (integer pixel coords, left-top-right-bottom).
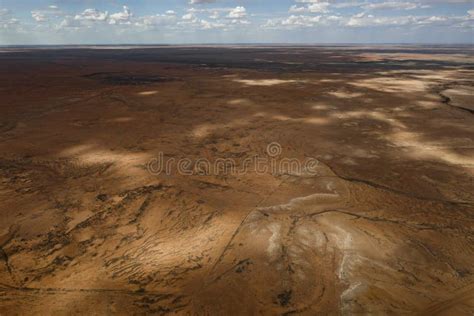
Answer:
xmin=0 ymin=0 xmax=473 ymax=45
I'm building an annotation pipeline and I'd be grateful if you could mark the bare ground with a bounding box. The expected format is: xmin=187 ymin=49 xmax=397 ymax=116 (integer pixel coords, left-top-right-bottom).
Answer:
xmin=0 ymin=45 xmax=473 ymax=315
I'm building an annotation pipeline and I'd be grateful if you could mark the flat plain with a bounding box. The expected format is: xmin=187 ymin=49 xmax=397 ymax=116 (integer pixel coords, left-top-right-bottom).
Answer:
xmin=0 ymin=45 xmax=473 ymax=315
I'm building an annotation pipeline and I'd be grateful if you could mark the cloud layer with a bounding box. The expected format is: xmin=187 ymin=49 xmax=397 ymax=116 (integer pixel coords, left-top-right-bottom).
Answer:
xmin=0 ymin=0 xmax=472 ymax=44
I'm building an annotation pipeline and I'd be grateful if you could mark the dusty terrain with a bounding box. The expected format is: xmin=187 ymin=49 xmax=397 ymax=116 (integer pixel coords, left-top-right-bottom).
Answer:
xmin=0 ymin=45 xmax=473 ymax=315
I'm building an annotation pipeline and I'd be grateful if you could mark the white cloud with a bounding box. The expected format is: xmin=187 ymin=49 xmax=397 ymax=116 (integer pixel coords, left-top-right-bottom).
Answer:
xmin=177 ymin=6 xmax=252 ymax=30
xmin=290 ymin=2 xmax=329 ymax=14
xmin=0 ymin=8 xmax=22 ymax=31
xmin=333 ymin=1 xmax=366 ymax=9
xmin=31 ymin=11 xmax=48 ymax=22
xmin=307 ymin=2 xmax=330 ymax=12
xmin=182 ymin=13 xmax=196 ymax=20
xmin=74 ymin=8 xmax=108 ymax=22
xmin=326 ymin=15 xmax=344 ymax=22
xmin=199 ymin=19 xmax=225 ymax=29
xmin=57 ymin=4 xmax=244 ymax=32
xmin=362 ymin=2 xmax=429 ymax=10
xmin=209 ymin=10 xmax=220 ymax=19
xmin=264 ymin=15 xmax=322 ymax=29
xmin=3 ymin=1 xmax=472 ymax=44
xmin=58 ymin=16 xmax=82 ymax=29
xmin=189 ymin=0 xmax=217 ymax=4
xmin=30 ymin=5 xmax=63 ymax=23
xmin=1 ymin=17 xmax=19 ymax=29
xmin=292 ymin=0 xmax=430 ymax=12
xmin=135 ymin=14 xmax=177 ymax=29
xmin=289 ymin=5 xmax=307 ymax=13
xmin=109 ymin=6 xmax=132 ymax=25
xmin=178 ymin=15 xmax=227 ymax=30
xmin=0 ymin=8 xmax=9 ymax=16
xmin=346 ymin=13 xmax=456 ymax=27
xmin=227 ymin=6 xmax=247 ymax=19
xmin=231 ymin=18 xmax=251 ymax=25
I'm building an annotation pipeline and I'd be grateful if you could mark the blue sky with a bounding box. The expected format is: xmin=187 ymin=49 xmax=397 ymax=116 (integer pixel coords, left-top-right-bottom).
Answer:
xmin=0 ymin=0 xmax=473 ymax=44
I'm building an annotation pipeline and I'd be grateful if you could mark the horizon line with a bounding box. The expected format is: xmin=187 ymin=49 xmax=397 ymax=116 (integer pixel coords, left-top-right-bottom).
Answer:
xmin=1 ymin=42 xmax=473 ymax=48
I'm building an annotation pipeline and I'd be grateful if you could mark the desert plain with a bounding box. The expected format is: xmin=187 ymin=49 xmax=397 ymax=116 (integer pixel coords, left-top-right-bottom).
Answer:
xmin=0 ymin=45 xmax=473 ymax=314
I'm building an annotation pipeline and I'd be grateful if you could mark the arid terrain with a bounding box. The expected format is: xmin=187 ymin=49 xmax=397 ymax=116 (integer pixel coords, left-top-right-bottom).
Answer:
xmin=0 ymin=45 xmax=473 ymax=315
